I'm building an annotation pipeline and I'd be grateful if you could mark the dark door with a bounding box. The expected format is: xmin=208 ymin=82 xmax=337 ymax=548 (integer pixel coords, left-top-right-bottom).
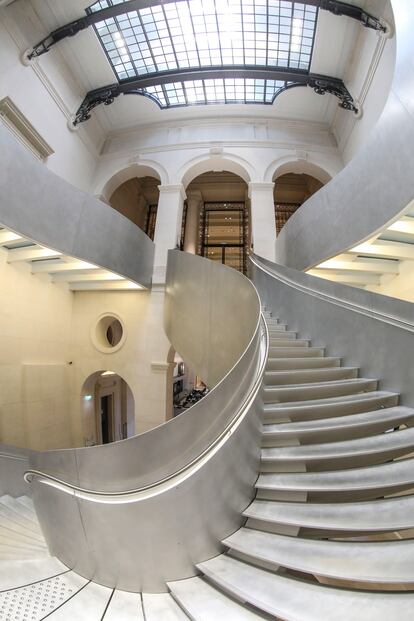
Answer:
xmin=100 ymin=394 xmax=113 ymax=444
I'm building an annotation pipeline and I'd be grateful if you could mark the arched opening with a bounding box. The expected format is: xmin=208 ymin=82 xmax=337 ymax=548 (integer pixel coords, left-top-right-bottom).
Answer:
xmin=181 ymin=171 xmax=250 ymax=274
xmin=80 ymin=371 xmax=135 ymax=446
xmin=109 ymin=176 xmax=160 ymax=240
xmin=273 ymin=173 xmax=325 ymax=235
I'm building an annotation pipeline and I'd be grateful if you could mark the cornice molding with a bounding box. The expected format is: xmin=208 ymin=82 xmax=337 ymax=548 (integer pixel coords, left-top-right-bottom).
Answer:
xmin=99 ymin=140 xmax=339 ymax=161
xmin=105 ymin=116 xmax=333 ymax=141
xmin=1 ymin=8 xmax=103 ymax=159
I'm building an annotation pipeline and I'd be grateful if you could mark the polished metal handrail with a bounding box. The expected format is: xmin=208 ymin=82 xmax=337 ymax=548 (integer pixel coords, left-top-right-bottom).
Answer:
xmin=24 ymin=315 xmax=268 ymax=499
xmin=251 ymin=254 xmax=414 ymax=333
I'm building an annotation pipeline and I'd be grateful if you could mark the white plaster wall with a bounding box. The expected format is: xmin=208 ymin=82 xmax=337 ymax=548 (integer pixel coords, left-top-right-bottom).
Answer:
xmin=366 ymin=260 xmax=414 ymax=303
xmin=0 ymin=4 xmax=103 ymax=191
xmin=69 ymin=288 xmax=172 ymax=446
xmin=0 ymin=246 xmax=172 ymax=450
xmin=332 ymin=0 xmax=396 ymax=163
xmin=0 ymin=249 xmax=73 ymax=449
xmin=94 ymin=117 xmax=344 ymax=194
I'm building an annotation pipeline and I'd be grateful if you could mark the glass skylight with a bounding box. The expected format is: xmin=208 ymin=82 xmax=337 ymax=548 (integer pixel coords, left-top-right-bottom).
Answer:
xmin=88 ymin=1 xmax=318 ymax=81
xmin=140 ymin=78 xmax=288 ymax=107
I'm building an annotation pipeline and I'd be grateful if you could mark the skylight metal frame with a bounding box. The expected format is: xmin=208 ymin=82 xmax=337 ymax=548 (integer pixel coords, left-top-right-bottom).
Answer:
xmin=88 ymin=1 xmax=319 ymax=83
xmin=73 ymin=69 xmax=358 ymax=124
xmin=25 ymin=0 xmax=374 ymax=121
xmin=27 ymin=0 xmax=387 ymax=61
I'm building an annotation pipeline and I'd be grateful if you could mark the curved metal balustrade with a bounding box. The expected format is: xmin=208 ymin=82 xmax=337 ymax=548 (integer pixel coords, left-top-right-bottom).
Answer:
xmin=0 ymin=126 xmax=154 ymax=287
xmin=23 ymin=250 xmax=267 ymax=591
xmin=251 ymin=253 xmax=414 ymax=404
xmin=276 ymin=0 xmax=414 ymax=272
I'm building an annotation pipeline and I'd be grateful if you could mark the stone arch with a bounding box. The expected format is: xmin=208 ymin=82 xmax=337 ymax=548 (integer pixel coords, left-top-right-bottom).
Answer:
xmin=98 ymin=161 xmax=168 ymax=203
xmin=80 ymin=370 xmax=135 ymax=446
xmin=179 ymin=152 xmax=255 ymax=189
xmin=264 ymin=155 xmax=335 ymax=185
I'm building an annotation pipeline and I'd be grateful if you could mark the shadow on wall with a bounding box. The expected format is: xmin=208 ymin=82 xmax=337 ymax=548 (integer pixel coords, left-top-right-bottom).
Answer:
xmin=81 ymin=370 xmax=135 ymax=447
xmin=274 ymin=172 xmax=325 ymax=235
xmin=109 ymin=176 xmax=160 ymax=240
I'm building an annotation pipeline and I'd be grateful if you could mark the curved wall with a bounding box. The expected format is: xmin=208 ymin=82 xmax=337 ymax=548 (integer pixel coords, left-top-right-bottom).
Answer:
xmin=252 ymin=254 xmax=414 ymax=405
xmin=27 ymin=251 xmax=266 ymax=591
xmin=276 ymin=0 xmax=414 ymax=271
xmin=165 ymin=250 xmax=260 ymax=387
xmin=1 ymin=127 xmax=154 ymax=287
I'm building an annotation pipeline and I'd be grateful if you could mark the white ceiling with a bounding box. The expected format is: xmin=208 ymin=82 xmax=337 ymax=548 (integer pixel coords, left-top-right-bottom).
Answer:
xmin=28 ymin=0 xmax=367 ymax=133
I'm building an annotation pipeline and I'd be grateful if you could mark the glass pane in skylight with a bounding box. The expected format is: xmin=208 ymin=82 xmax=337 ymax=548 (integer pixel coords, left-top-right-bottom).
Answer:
xmin=137 ymin=78 xmax=288 ymax=108
xmin=88 ymin=0 xmax=318 ymax=81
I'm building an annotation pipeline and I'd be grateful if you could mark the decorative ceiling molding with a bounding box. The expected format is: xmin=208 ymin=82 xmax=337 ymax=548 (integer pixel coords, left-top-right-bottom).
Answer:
xmin=72 ymin=70 xmax=358 ymax=125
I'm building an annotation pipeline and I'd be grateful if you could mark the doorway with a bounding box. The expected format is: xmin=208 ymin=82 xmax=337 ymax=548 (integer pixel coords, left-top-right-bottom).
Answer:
xmin=80 ymin=371 xmax=135 ymax=447
xmin=100 ymin=394 xmax=114 ymax=444
xmin=202 ymin=202 xmax=248 ymax=273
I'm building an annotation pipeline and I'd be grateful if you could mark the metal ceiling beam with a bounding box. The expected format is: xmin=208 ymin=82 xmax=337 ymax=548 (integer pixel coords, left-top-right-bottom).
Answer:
xmin=73 ymin=69 xmax=358 ymax=125
xmin=27 ymin=0 xmax=189 ymax=59
xmin=316 ymin=1 xmax=387 ymax=32
xmin=27 ymin=0 xmax=386 ymax=60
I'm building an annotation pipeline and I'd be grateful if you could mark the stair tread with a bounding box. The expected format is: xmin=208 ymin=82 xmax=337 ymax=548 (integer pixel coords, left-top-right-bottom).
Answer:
xmin=143 ymin=593 xmax=190 ymax=620
xmin=104 ymin=589 xmax=145 ymax=620
xmin=256 ymin=457 xmax=414 ymax=493
xmin=0 ymin=557 xmax=67 ymax=591
xmin=244 ymin=495 xmax=414 ymax=533
xmin=224 ymin=527 xmax=414 ymax=584
xmin=263 ymin=390 xmax=396 ymax=412
xmin=0 ymin=532 xmax=48 ymax=550
xmin=264 ymin=367 xmax=359 ymax=385
xmin=198 ymin=555 xmax=414 ymax=621
xmin=168 ymin=576 xmax=266 ymax=620
xmin=269 ymin=340 xmax=310 ymax=347
xmin=264 ymin=377 xmax=375 ymax=391
xmin=0 ymin=496 xmax=41 ymax=529
xmin=267 ymin=347 xmax=324 ymax=357
xmin=43 ymin=579 xmax=110 ymax=620
xmin=0 ymin=518 xmax=45 ymax=543
xmin=263 ymin=406 xmax=414 ymax=435
xmin=265 ymin=367 xmax=358 ymax=377
xmin=266 ymin=357 xmax=341 ymax=370
xmin=261 ymin=427 xmax=414 ymax=462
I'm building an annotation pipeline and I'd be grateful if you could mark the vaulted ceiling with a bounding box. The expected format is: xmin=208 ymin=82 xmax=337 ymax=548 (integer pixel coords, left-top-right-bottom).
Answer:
xmin=25 ymin=0 xmax=381 ymax=132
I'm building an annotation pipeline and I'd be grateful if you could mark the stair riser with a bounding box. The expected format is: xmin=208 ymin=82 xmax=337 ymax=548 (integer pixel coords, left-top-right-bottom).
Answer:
xmin=266 ymin=358 xmax=341 ymax=371
xmin=269 ymin=333 xmax=297 ymax=342
xmin=255 ymin=484 xmax=414 ymax=503
xmin=263 ymin=380 xmax=378 ymax=403
xmin=269 ymin=341 xmax=310 ymax=349
xmin=260 ymin=446 xmax=414 ymax=472
xmin=0 ymin=521 xmax=45 ymax=544
xmin=261 ymin=417 xmax=413 ymax=447
xmin=268 ymin=350 xmax=324 ymax=360
xmin=264 ymin=368 xmax=358 ymax=386
xmin=262 ymin=394 xmax=398 ymax=422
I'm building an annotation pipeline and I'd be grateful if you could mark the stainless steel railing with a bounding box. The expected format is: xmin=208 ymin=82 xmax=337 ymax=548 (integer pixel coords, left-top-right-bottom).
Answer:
xmin=251 ymin=253 xmax=414 ymax=406
xmin=24 ymin=251 xmax=267 ymax=591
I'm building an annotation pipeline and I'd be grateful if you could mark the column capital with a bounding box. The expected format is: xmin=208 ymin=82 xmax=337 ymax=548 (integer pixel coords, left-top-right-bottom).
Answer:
xmin=248 ymin=182 xmax=275 ymax=198
xmin=158 ymin=184 xmax=187 ymax=201
xmin=186 ymin=189 xmax=203 ymax=203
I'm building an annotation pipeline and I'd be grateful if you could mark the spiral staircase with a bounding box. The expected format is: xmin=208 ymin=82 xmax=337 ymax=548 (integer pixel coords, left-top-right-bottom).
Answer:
xmin=1 ymin=294 xmax=414 ymax=619
xmin=1 ymin=0 xmax=414 ymax=618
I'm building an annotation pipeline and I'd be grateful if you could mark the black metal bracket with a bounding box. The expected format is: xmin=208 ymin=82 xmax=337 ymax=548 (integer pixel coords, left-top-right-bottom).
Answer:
xmin=73 ymin=70 xmax=358 ymax=125
xmin=28 ymin=17 xmax=91 ymax=59
xmin=28 ymin=0 xmax=386 ymax=60
xmin=319 ymin=0 xmax=387 ymax=32
xmin=306 ymin=74 xmax=359 ymax=113
xmin=73 ymin=84 xmax=121 ymax=125
xmin=27 ymin=1 xmax=188 ymax=59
